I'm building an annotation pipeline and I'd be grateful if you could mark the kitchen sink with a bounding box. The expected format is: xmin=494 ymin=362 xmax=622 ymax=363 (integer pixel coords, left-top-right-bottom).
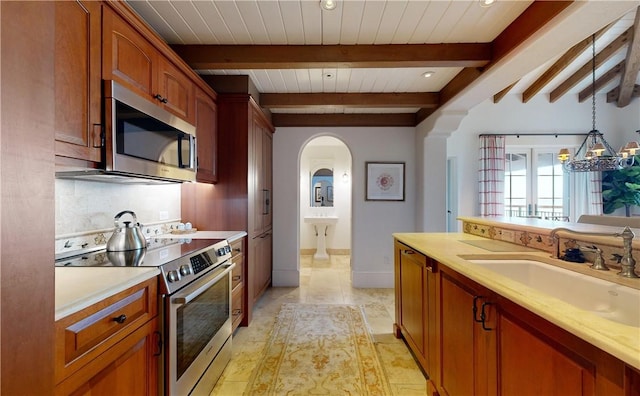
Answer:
xmin=462 ymin=258 xmax=640 ymax=327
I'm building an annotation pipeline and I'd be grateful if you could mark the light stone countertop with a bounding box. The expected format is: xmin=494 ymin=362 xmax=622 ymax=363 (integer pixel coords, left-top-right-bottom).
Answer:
xmin=54 ymin=230 xmax=247 ymax=321
xmin=393 ymin=232 xmax=640 ymax=371
xmin=55 ymin=267 xmax=159 ymax=321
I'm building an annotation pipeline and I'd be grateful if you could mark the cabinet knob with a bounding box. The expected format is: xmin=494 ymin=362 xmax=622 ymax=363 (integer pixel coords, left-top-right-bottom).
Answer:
xmin=113 ymin=314 xmax=127 ymax=324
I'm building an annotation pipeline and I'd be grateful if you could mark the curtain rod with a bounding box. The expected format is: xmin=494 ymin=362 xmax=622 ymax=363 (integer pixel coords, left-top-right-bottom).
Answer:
xmin=479 ymin=133 xmax=587 ymax=138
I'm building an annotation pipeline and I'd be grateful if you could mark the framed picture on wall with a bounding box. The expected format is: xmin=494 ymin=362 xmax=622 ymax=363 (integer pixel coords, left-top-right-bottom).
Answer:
xmin=327 ymin=186 xmax=333 ymax=202
xmin=365 ymin=161 xmax=405 ymax=201
xmin=315 ymin=186 xmax=322 ymax=202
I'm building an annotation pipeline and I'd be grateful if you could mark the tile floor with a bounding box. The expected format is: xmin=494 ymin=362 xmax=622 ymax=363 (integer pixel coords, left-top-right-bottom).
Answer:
xmin=210 ymin=255 xmax=427 ymax=395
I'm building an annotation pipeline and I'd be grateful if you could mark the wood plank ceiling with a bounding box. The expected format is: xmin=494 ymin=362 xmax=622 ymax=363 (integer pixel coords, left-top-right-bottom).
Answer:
xmin=126 ymin=0 xmax=640 ymax=127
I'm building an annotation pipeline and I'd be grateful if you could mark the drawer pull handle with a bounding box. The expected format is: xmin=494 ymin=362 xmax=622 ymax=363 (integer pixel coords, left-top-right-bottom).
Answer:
xmin=232 ymin=309 xmax=242 ymax=316
xmin=232 ymin=275 xmax=241 ymax=281
xmin=113 ymin=314 xmax=127 ymax=324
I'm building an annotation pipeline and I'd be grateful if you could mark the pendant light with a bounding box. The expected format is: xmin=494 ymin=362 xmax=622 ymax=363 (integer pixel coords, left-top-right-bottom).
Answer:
xmin=558 ymin=34 xmax=635 ymax=172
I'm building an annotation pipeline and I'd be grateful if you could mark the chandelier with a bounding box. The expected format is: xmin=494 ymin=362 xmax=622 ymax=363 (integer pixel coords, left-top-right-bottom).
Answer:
xmin=558 ymin=34 xmax=636 ymax=172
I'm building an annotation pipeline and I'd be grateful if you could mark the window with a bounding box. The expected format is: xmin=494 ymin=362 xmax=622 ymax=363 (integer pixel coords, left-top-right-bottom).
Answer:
xmin=504 ymin=149 xmax=569 ymax=220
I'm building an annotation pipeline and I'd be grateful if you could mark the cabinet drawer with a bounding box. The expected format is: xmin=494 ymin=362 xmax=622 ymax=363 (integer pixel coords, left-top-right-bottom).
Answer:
xmin=55 ymin=277 xmax=158 ymax=384
xmin=230 ymin=238 xmax=244 ymax=257
xmin=231 ymin=258 xmax=243 ymax=290
xmin=231 ymin=285 xmax=243 ymax=330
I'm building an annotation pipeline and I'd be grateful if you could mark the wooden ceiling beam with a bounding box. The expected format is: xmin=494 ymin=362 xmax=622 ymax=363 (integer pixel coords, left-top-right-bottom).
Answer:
xmin=522 ymin=23 xmax=612 ymax=103
xmin=578 ymin=60 xmax=625 ymax=102
xmin=607 ymin=84 xmax=640 ymax=103
xmin=549 ymin=26 xmax=633 ymax=103
xmin=491 ymin=1 xmax=574 ymax=65
xmin=260 ymin=92 xmax=439 ymax=109
xmin=271 ymin=113 xmax=417 ymax=127
xmin=171 ymin=43 xmax=491 ymax=69
xmin=494 ymin=81 xmax=518 ymax=103
xmin=617 ymin=6 xmax=640 ymax=107
xmin=419 ymin=1 xmax=574 ymax=125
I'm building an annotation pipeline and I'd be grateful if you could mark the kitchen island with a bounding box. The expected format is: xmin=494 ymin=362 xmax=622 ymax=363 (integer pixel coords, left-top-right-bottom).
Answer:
xmin=394 ymin=231 xmax=640 ymax=396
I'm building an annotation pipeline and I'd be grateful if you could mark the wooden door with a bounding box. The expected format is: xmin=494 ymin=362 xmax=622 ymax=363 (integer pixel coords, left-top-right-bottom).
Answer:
xmin=250 ymin=114 xmax=265 ymax=236
xmin=261 ymin=124 xmax=273 ymax=231
xmin=440 ymin=273 xmax=476 ymax=396
xmin=499 ymin=314 xmax=593 ymax=396
xmin=251 ymin=231 xmax=272 ymax=303
xmin=54 ymin=0 xmax=102 ymax=165
xmin=103 ymin=7 xmax=156 ymax=99
xmin=157 ymin=57 xmax=195 ymax=124
xmin=398 ymin=247 xmax=426 ymax=357
xmin=195 ymin=89 xmax=218 ymax=183
xmin=440 ymin=270 xmax=497 ymax=396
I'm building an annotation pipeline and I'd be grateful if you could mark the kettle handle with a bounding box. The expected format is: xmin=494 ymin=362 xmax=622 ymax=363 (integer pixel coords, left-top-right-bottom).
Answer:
xmin=113 ymin=210 xmax=138 ymax=227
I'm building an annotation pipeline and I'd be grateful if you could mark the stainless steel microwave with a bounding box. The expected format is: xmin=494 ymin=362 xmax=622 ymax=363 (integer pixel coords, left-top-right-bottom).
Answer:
xmin=56 ymin=81 xmax=197 ymax=184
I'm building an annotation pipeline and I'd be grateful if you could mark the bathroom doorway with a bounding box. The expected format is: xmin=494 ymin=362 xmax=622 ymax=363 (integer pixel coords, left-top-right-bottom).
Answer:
xmin=299 ymin=136 xmax=353 ymax=284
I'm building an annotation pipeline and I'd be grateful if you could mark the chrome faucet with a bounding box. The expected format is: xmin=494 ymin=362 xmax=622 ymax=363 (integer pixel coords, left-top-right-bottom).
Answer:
xmin=549 ymin=226 xmax=639 ymax=278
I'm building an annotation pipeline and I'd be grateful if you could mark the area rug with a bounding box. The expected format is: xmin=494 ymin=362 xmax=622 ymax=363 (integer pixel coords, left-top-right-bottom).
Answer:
xmin=244 ymin=303 xmax=392 ymax=395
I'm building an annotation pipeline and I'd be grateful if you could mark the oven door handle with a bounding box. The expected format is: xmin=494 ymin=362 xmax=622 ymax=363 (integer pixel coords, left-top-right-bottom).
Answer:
xmin=171 ymin=262 xmax=236 ymax=305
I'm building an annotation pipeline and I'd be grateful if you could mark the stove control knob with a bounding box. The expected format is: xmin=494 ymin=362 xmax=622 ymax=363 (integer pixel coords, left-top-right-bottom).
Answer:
xmin=216 ymin=248 xmax=225 ymax=256
xmin=167 ymin=270 xmax=181 ymax=283
xmin=179 ymin=264 xmax=192 ymax=277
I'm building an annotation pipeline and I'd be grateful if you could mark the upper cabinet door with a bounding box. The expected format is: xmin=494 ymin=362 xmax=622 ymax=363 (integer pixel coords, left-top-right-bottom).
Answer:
xmin=157 ymin=57 xmax=196 ymax=125
xmin=54 ymin=0 xmax=102 ymax=164
xmin=102 ymin=6 xmax=156 ymax=99
xmin=195 ymin=89 xmax=218 ymax=184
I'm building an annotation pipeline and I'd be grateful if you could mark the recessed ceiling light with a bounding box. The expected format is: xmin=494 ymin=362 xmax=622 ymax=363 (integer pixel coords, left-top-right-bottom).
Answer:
xmin=323 ymin=72 xmax=335 ymax=79
xmin=479 ymin=0 xmax=496 ymax=7
xmin=422 ymin=71 xmax=434 ymax=78
xmin=320 ymin=0 xmax=337 ymax=11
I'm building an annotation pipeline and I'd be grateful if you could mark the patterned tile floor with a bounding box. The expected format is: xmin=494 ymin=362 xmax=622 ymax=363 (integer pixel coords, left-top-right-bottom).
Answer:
xmin=210 ymin=255 xmax=427 ymax=395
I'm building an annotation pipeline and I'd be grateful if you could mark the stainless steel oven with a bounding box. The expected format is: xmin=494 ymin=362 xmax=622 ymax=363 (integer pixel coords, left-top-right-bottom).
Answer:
xmin=166 ymin=259 xmax=235 ymax=396
xmin=55 ymin=237 xmax=235 ymax=396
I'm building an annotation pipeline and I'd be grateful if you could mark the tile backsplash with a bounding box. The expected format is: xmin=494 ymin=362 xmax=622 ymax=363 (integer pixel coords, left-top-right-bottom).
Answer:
xmin=55 ymin=179 xmax=181 ymax=238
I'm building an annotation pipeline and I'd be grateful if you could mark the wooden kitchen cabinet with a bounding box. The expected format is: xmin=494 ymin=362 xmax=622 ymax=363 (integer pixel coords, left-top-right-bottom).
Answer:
xmin=55 ymin=317 xmax=160 ymax=396
xmin=251 ymin=230 xmax=273 ymax=303
xmin=498 ymin=312 xmax=593 ymax=395
xmin=55 ymin=277 xmax=159 ymax=395
xmin=393 ymin=240 xmax=439 ymax=393
xmin=180 ymin=84 xmax=274 ymax=326
xmin=439 ymin=268 xmax=497 ymax=396
xmin=181 ymin=93 xmax=274 ymax=327
xmin=394 ymin=237 xmax=638 ymax=396
xmin=230 ymin=237 xmax=246 ymax=331
xmin=102 ymin=5 xmax=195 ymax=125
xmin=195 ymin=88 xmax=218 ymax=184
xmin=54 ymin=0 xmax=102 ymax=166
xmin=251 ymin=114 xmax=273 ymax=235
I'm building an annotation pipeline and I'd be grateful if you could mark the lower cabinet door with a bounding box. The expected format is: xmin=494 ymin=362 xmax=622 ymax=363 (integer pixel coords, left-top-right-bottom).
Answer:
xmin=55 ymin=318 xmax=160 ymax=396
xmin=499 ymin=314 xmax=594 ymax=396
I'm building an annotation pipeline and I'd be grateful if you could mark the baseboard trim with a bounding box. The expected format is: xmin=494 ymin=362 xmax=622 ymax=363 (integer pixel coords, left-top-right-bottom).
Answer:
xmin=299 ymin=249 xmax=351 ymax=255
xmin=351 ymin=271 xmax=394 ymax=288
xmin=272 ymin=269 xmax=300 ymax=287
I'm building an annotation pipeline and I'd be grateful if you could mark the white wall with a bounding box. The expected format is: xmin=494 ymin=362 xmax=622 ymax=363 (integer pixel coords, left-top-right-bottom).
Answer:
xmin=273 ymin=127 xmax=417 ymax=288
xmin=447 ymin=94 xmax=640 ymax=227
xmin=299 ymin=141 xmax=352 ymax=251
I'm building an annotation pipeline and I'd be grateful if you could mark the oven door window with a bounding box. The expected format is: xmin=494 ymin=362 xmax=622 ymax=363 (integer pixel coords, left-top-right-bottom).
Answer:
xmin=176 ymin=276 xmax=229 ymax=379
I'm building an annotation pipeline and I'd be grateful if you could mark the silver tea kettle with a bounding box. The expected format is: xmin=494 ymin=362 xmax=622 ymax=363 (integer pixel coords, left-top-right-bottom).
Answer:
xmin=106 ymin=210 xmax=147 ymax=252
